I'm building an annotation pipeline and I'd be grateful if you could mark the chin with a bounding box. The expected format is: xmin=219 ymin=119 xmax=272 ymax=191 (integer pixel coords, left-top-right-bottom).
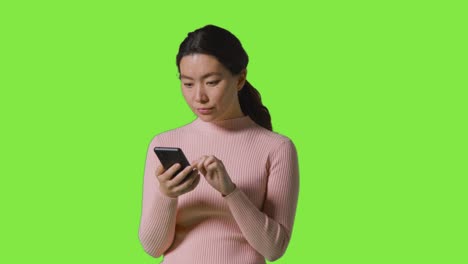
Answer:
xmin=197 ymin=115 xmax=217 ymax=122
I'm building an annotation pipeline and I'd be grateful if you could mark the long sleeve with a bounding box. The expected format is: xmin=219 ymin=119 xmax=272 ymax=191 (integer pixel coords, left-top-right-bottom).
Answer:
xmin=224 ymin=139 xmax=300 ymax=261
xmin=138 ymin=116 xmax=300 ymax=263
xmin=138 ymin=136 xmax=178 ymax=257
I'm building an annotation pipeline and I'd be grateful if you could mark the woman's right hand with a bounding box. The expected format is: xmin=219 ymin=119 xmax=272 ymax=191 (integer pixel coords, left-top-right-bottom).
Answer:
xmin=155 ymin=163 xmax=200 ymax=198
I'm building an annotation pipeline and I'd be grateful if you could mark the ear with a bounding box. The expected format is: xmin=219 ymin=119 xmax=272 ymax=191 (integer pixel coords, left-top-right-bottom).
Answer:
xmin=237 ymin=69 xmax=247 ymax=91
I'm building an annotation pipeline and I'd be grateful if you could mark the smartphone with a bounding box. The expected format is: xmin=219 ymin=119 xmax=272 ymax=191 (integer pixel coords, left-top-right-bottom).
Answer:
xmin=154 ymin=147 xmax=191 ymax=178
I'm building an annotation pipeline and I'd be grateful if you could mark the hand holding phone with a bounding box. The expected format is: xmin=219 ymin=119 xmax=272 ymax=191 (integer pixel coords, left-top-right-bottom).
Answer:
xmin=153 ymin=147 xmax=200 ymax=198
xmin=154 ymin=147 xmax=191 ymax=177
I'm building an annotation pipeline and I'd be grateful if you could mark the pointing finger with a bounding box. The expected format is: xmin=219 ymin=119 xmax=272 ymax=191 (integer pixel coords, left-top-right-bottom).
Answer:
xmin=155 ymin=164 xmax=165 ymax=177
xmin=160 ymin=163 xmax=182 ymax=181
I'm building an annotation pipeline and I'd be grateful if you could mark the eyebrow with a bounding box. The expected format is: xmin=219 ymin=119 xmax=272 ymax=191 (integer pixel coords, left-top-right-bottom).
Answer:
xmin=179 ymin=72 xmax=222 ymax=80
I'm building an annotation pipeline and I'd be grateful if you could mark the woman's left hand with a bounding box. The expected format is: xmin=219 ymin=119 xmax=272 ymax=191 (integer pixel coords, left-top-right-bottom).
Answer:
xmin=193 ymin=155 xmax=236 ymax=196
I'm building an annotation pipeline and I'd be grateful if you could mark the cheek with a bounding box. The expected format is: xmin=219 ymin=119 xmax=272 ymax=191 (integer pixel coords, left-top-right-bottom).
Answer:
xmin=181 ymin=89 xmax=192 ymax=102
xmin=210 ymin=90 xmax=227 ymax=106
xmin=220 ymin=84 xmax=238 ymax=103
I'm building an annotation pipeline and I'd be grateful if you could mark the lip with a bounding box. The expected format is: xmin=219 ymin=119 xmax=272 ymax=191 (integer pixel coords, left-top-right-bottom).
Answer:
xmin=197 ymin=107 xmax=214 ymax=115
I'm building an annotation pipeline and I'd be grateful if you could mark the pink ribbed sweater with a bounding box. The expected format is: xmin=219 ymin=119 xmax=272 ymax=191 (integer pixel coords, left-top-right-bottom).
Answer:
xmin=138 ymin=115 xmax=299 ymax=264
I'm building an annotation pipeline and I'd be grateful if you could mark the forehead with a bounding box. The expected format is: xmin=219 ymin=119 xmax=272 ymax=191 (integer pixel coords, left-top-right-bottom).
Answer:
xmin=179 ymin=53 xmax=227 ymax=78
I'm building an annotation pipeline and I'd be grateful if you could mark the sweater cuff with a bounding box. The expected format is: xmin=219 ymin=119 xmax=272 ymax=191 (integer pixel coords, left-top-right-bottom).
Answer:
xmin=222 ymin=185 xmax=242 ymax=200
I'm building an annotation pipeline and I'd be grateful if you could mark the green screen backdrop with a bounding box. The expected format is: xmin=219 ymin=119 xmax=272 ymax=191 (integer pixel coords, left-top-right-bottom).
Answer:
xmin=1 ymin=1 xmax=466 ymax=263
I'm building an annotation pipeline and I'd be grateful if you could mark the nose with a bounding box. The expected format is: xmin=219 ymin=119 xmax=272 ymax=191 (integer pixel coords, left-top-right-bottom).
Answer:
xmin=194 ymin=83 xmax=208 ymax=103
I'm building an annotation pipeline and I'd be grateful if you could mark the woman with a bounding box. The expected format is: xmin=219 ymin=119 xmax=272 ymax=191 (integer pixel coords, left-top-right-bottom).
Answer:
xmin=138 ymin=24 xmax=299 ymax=264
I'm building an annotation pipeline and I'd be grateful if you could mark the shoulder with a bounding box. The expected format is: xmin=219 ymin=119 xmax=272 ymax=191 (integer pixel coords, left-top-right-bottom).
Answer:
xmin=246 ymin=124 xmax=297 ymax=158
xmin=251 ymin=124 xmax=295 ymax=147
xmin=250 ymin=127 xmax=299 ymax=172
xmin=148 ymin=121 xmax=194 ymax=145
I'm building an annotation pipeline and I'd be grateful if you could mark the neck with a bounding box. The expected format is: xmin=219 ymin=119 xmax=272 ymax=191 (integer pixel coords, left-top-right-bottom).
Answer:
xmin=192 ymin=115 xmax=256 ymax=133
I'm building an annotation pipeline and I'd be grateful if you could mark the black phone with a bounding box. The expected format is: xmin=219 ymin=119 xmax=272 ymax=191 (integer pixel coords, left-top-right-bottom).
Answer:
xmin=153 ymin=147 xmax=191 ymax=177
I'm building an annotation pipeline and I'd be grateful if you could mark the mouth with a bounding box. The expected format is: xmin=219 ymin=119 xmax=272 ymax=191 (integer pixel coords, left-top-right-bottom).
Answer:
xmin=196 ymin=107 xmax=214 ymax=115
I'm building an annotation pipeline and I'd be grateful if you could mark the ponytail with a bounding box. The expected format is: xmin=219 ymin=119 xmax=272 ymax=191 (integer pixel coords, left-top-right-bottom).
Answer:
xmin=238 ymin=80 xmax=272 ymax=131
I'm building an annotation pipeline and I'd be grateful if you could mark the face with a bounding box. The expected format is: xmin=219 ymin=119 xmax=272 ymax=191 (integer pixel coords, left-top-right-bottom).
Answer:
xmin=179 ymin=53 xmax=246 ymax=122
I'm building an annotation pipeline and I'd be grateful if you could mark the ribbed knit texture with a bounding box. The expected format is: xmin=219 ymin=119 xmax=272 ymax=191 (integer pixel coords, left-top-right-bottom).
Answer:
xmin=138 ymin=115 xmax=299 ymax=264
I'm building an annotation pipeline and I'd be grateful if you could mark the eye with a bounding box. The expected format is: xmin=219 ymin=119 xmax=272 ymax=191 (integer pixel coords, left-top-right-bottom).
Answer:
xmin=183 ymin=83 xmax=193 ymax=88
xmin=207 ymin=80 xmax=220 ymax=86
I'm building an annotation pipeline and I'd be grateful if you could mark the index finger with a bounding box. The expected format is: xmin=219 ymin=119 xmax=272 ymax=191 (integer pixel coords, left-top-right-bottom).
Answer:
xmin=159 ymin=163 xmax=182 ymax=181
xmin=155 ymin=164 xmax=165 ymax=177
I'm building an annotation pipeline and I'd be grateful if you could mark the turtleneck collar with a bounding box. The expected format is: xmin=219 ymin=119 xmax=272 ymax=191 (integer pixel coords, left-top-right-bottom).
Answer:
xmin=191 ymin=115 xmax=257 ymax=133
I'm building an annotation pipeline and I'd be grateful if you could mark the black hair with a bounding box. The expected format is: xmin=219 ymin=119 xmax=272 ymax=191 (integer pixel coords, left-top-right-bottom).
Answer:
xmin=176 ymin=24 xmax=272 ymax=131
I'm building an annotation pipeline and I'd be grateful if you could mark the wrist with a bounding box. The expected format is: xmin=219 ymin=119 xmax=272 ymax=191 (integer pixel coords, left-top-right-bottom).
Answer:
xmin=159 ymin=187 xmax=178 ymax=199
xmin=222 ymin=183 xmax=237 ymax=197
